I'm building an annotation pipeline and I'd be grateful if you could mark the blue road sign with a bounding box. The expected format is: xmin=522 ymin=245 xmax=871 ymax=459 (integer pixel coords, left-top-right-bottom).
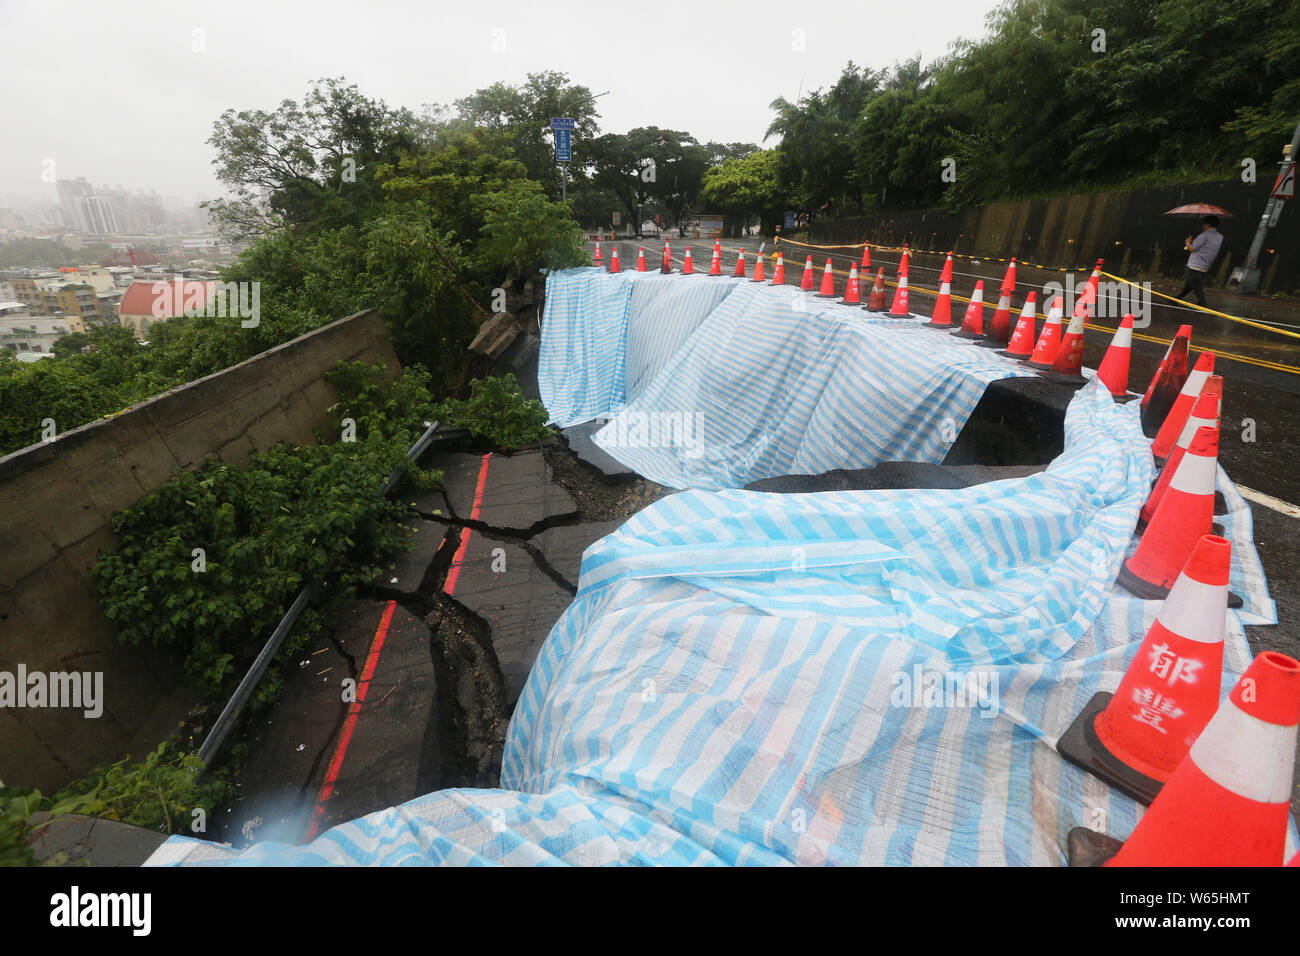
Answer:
xmin=784 ymin=210 xmax=797 ymax=230
xmin=550 ymin=117 xmax=576 ymax=130
xmin=555 ymin=128 xmax=572 ymax=162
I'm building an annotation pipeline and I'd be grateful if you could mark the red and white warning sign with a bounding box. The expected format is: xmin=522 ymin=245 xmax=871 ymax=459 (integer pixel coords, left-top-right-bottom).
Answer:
xmin=1272 ymin=161 xmax=1296 ymax=199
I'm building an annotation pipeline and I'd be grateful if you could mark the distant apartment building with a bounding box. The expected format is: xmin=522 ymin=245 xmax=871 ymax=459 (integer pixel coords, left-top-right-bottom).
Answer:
xmin=56 ymin=178 xmax=120 ymax=235
xmin=9 ymin=269 xmax=117 ymax=327
xmin=117 ymin=276 xmax=218 ymax=338
xmin=0 ymin=304 xmax=81 ymax=359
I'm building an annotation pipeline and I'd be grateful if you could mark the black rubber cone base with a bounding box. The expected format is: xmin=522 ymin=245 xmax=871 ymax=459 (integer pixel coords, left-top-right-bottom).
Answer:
xmin=1038 ymin=369 xmax=1089 ymax=386
xmin=951 ymin=328 xmax=982 ymax=339
xmin=1067 ymin=827 xmax=1124 ymax=867
xmin=839 ymin=298 xmax=861 ymax=307
xmin=1117 ymin=560 xmax=1243 ymax=608
xmin=1020 ymin=358 xmax=1053 ymax=370
xmin=864 ymin=303 xmax=888 ymax=312
xmin=996 ymin=349 xmax=1033 ymax=359
xmin=924 ymin=321 xmax=955 ymax=330
xmin=887 ymin=311 xmax=915 ymax=319
xmin=815 ymin=291 xmax=836 ymax=298
xmin=974 ymin=337 xmax=1010 ymax=349
xmin=1111 ymin=392 xmax=1140 ymax=404
xmin=1056 ymin=692 xmax=1164 ymax=805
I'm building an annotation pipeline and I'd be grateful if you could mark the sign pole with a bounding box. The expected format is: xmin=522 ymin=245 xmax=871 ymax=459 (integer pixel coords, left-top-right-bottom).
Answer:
xmin=1236 ymin=114 xmax=1300 ymax=294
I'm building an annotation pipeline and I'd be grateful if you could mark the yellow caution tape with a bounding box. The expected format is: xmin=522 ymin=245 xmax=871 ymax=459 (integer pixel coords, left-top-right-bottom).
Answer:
xmin=1099 ymin=270 xmax=1300 ymax=342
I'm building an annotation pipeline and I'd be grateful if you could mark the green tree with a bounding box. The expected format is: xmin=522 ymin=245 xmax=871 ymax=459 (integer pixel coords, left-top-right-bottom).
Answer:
xmin=702 ymin=149 xmax=783 ymax=235
xmin=205 ymin=77 xmax=419 ymax=238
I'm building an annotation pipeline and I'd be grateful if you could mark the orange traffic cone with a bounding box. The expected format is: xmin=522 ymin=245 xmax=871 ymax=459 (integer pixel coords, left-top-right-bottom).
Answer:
xmin=1151 ymin=351 xmax=1215 ymax=462
xmin=840 ymin=263 xmax=861 ymax=305
xmin=594 ymin=242 xmax=603 ymax=266
xmin=1038 ymin=303 xmax=1088 ymax=385
xmin=1105 ymin=650 xmax=1300 ymax=866
xmin=1022 ymin=296 xmax=1064 ymax=369
xmin=1140 ymin=325 xmax=1191 ymax=437
xmin=815 ymin=258 xmax=836 ymax=298
xmin=751 ymin=248 xmax=766 ymax=282
xmin=800 ymin=255 xmax=815 ymax=290
xmin=976 ymin=259 xmax=1017 ymax=347
xmin=1118 ymin=425 xmax=1218 ymax=601
xmin=860 ymin=244 xmax=871 ymax=271
xmin=887 ymin=248 xmax=913 ymax=317
xmin=1095 ymin=315 xmax=1135 ymax=399
xmin=636 ymin=247 xmax=647 ymax=272
xmin=863 ymin=267 xmax=887 ymax=311
xmin=951 ymin=281 xmax=985 ymax=339
xmin=733 ymin=249 xmax=747 ymax=278
xmin=682 ymin=246 xmax=694 ymax=274
xmin=660 ymin=241 xmax=672 ymax=273
xmin=1085 ymin=259 xmax=1104 ymax=303
xmin=924 ymin=253 xmax=955 ymax=329
xmin=1140 ymin=381 xmax=1222 ymax=530
xmin=609 ymin=246 xmax=621 ymax=273
xmin=1058 ymin=534 xmax=1230 ymax=804
xmin=770 ymin=251 xmax=785 ymax=285
xmin=998 ymin=293 xmax=1038 ymax=358
xmin=708 ymin=244 xmax=722 ymax=276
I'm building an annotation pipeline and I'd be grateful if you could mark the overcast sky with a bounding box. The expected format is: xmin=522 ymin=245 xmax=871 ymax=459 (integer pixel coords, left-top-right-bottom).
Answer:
xmin=3 ymin=0 xmax=1003 ymax=208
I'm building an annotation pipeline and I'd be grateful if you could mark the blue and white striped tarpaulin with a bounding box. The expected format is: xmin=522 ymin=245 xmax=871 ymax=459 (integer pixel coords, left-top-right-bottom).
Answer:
xmin=537 ymin=268 xmax=734 ymax=428
xmin=537 ymin=268 xmax=1043 ymax=489
xmin=144 ymin=384 xmax=1285 ymax=866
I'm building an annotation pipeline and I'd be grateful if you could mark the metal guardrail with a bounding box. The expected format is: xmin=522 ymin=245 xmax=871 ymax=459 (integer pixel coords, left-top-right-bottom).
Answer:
xmin=196 ymin=419 xmax=441 ymax=770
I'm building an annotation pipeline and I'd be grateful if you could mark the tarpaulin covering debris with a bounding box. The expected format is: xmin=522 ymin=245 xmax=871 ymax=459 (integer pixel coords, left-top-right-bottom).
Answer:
xmin=539 ymin=268 xmax=1042 ymax=489
xmin=147 ymin=384 xmax=1286 ymax=865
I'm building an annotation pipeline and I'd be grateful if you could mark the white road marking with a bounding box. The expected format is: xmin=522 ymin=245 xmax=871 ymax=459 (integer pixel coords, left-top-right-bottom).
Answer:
xmin=1238 ymin=485 xmax=1300 ymax=519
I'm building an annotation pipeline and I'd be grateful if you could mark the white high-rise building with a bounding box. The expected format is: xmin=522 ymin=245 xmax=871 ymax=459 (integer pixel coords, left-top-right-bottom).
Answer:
xmin=54 ymin=178 xmax=120 ymax=235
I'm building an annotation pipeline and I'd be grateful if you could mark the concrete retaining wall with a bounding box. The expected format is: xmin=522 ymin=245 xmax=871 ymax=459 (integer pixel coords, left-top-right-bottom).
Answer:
xmin=0 ymin=309 xmax=400 ymax=791
xmin=811 ymin=177 xmax=1299 ymax=294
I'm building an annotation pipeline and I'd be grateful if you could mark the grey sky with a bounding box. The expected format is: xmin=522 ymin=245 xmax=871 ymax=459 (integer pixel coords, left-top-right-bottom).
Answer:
xmin=3 ymin=0 xmax=1003 ymax=207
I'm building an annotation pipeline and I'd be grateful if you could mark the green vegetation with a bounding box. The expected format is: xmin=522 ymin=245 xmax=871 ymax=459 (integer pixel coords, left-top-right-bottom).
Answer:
xmin=764 ymin=0 xmax=1300 ymax=219
xmin=434 ymin=373 xmax=552 ymax=450
xmin=1 ymin=743 xmax=232 ymax=866
xmin=94 ymin=362 xmax=434 ymax=698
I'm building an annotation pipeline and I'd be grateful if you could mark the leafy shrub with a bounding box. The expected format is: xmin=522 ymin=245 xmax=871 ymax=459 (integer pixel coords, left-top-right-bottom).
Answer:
xmin=95 ymin=361 xmax=437 ymax=698
xmin=433 ymin=373 xmax=551 ymax=450
xmin=49 ymin=742 xmax=231 ymax=835
xmin=0 ymin=744 xmax=232 ymax=865
xmin=0 ymin=788 xmax=44 ymax=867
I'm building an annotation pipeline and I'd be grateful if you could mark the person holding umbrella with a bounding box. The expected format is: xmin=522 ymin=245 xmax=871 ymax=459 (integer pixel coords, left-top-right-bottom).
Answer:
xmin=1176 ymin=214 xmax=1224 ymax=307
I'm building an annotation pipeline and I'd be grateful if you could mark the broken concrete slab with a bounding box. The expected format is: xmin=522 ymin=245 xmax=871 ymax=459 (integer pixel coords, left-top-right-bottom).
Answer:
xmin=404 ymin=451 xmax=478 ymax=518
xmin=424 ymin=450 xmax=577 ymax=532
xmin=213 ymin=599 xmax=437 ymax=847
xmin=532 ymin=519 xmax=626 ymax=588
xmin=448 ymin=530 xmax=573 ymax=708
xmin=314 ymin=602 xmax=439 ymax=834
xmin=469 ymin=312 xmax=523 ymax=359
xmin=744 ymin=461 xmax=1047 ymax=494
xmin=379 ymin=519 xmax=450 ymax=596
xmin=561 ymin=420 xmax=636 ymax=481
xmin=27 ymin=813 xmax=169 ymax=866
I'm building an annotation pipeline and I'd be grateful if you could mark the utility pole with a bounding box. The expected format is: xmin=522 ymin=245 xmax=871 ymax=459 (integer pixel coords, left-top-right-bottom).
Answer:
xmin=1235 ymin=115 xmax=1300 ymax=294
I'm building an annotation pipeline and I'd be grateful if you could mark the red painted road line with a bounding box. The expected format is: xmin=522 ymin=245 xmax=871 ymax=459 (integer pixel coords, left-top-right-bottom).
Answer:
xmin=442 ymin=452 xmax=493 ymax=597
xmin=304 ymin=452 xmax=492 ymax=840
xmin=306 ymin=599 xmax=396 ymax=840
